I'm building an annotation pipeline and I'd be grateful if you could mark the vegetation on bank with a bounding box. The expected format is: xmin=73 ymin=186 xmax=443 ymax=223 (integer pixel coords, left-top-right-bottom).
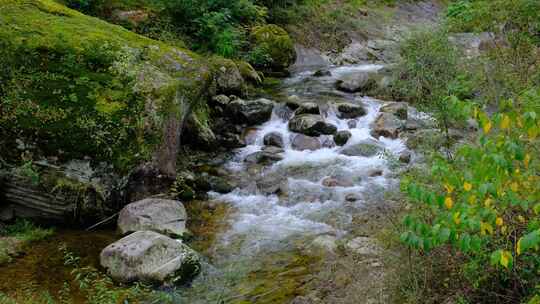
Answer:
xmin=390 ymin=0 xmax=540 ymax=303
xmin=0 ymin=220 xmax=54 ymax=265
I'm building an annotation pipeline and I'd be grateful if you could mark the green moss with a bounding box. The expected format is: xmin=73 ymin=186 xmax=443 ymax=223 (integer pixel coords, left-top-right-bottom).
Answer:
xmin=249 ymin=24 xmax=296 ymax=72
xmin=0 ymin=0 xmax=211 ymax=172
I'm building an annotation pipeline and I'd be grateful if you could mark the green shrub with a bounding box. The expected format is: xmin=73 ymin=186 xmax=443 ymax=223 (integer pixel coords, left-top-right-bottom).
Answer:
xmin=401 ymin=90 xmax=540 ymax=302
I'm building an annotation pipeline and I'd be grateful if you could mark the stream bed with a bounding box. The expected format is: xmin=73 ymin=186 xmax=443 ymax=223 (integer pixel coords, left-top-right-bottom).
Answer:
xmin=178 ymin=63 xmax=415 ymax=303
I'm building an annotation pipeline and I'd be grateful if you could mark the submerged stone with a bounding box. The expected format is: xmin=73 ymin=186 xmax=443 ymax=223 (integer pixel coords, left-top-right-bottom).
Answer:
xmin=288 ymin=114 xmax=337 ymax=136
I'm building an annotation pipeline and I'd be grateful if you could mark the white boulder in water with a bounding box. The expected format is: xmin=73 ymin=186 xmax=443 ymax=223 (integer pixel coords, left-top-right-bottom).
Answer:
xmin=118 ymin=198 xmax=187 ymax=238
xmin=100 ymin=231 xmax=200 ymax=284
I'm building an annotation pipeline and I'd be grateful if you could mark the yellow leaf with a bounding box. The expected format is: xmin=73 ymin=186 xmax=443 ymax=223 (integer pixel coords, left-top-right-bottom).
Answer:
xmin=463 ymin=182 xmax=472 ymax=192
xmin=517 ymin=238 xmax=522 ymax=256
xmin=453 ymin=212 xmax=461 ymax=225
xmin=468 ymin=195 xmax=477 ymax=205
xmin=524 ymin=154 xmax=531 ymax=169
xmin=510 ymin=182 xmax=519 ymax=192
xmin=529 ymin=127 xmax=538 ymax=140
xmin=483 ymin=121 xmax=492 ymax=134
xmin=518 ymin=215 xmax=525 ymax=223
xmin=500 ymin=115 xmax=511 ymax=130
xmin=444 ymin=184 xmax=454 ymax=194
xmin=445 ymin=196 xmax=454 ymax=209
xmin=500 ymin=251 xmax=511 ymax=268
xmin=484 ymin=198 xmax=493 ymax=207
xmin=481 ymin=222 xmax=494 ymax=235
xmin=496 ymin=217 xmax=504 ymax=226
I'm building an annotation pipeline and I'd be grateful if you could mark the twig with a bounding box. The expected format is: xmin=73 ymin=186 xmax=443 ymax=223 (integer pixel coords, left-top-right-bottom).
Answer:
xmin=85 ymin=212 xmax=119 ymax=231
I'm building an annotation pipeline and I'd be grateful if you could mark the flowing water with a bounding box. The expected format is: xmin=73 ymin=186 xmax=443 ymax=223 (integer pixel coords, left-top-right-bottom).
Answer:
xmin=180 ymin=64 xmax=415 ymax=303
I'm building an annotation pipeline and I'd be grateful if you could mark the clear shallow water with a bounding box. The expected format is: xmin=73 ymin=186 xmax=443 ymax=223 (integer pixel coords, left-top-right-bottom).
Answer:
xmin=182 ymin=64 xmax=408 ymax=303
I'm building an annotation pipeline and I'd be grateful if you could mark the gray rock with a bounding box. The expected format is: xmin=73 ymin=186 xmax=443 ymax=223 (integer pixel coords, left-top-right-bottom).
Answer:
xmin=347 ymin=120 xmax=358 ymax=128
xmin=334 ymin=130 xmax=352 ymax=146
xmin=345 ymin=237 xmax=382 ymax=256
xmin=313 ymin=70 xmax=332 ymax=77
xmin=256 ymin=172 xmax=288 ymax=195
xmin=321 ymin=137 xmax=336 ymax=148
xmin=263 ymin=132 xmax=284 ymax=148
xmin=340 ymin=139 xmax=384 ymax=157
xmin=244 ymin=150 xmax=283 ymax=165
xmin=213 ymin=60 xmax=246 ymax=95
xmin=399 ymin=151 xmax=412 ymax=163
xmin=371 ymin=112 xmax=404 ymax=139
xmin=380 ymin=102 xmax=408 ymax=120
xmin=322 ymin=176 xmax=354 ymax=187
xmin=291 ymin=134 xmax=322 ymax=151
xmin=335 ymin=72 xmax=377 ymax=93
xmin=294 ymin=102 xmax=320 ymax=115
xmin=207 ymin=176 xmax=235 ymax=193
xmin=100 ymin=231 xmax=200 ymax=284
xmin=288 ymin=114 xmax=337 ymax=136
xmin=335 ymin=102 xmax=366 ymax=119
xmin=226 ymin=98 xmax=274 ymax=125
xmin=118 ymin=198 xmax=188 ymax=238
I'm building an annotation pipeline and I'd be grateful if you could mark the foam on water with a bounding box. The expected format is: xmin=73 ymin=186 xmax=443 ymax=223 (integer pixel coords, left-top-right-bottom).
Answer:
xmin=212 ymin=64 xmax=407 ymax=256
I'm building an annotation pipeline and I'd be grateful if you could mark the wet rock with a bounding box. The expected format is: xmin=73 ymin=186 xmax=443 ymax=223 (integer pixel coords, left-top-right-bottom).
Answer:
xmin=321 ymin=137 xmax=336 ymax=148
xmin=313 ymin=70 xmax=332 ymax=77
xmin=367 ymin=169 xmax=383 ymax=177
xmin=322 ymin=176 xmax=354 ymax=187
xmin=241 ymin=127 xmax=260 ymax=145
xmin=256 ymin=172 xmax=288 ymax=194
xmin=334 ymin=130 xmax=352 ymax=146
xmin=100 ymin=231 xmax=200 ymax=284
xmin=345 ymin=237 xmax=382 ymax=257
xmin=291 ymin=134 xmax=322 ymax=151
xmin=345 ymin=193 xmax=360 ymax=202
xmin=244 ymin=150 xmax=283 ymax=165
xmin=335 ymin=72 xmax=377 ymax=93
xmin=207 ymin=175 xmax=235 ymax=193
xmin=262 ymin=145 xmax=285 ymax=154
xmin=399 ymin=151 xmax=412 ymax=163
xmin=294 ymin=102 xmax=320 ymax=116
xmin=216 ymin=132 xmax=245 ymax=149
xmin=226 ymin=98 xmax=274 ymax=125
xmin=212 ymin=94 xmax=230 ymax=107
xmin=263 ymin=132 xmax=284 ymax=148
xmin=340 ymin=139 xmax=384 ymax=157
xmin=347 ymin=120 xmax=358 ymax=129
xmin=288 ymin=114 xmax=337 ymax=136
xmin=371 ymin=112 xmax=404 ymax=139
xmin=335 ymin=102 xmax=366 ymax=119
xmin=380 ymin=102 xmax=408 ymax=120
xmin=118 ymin=198 xmax=187 ymax=238
xmin=285 ymin=96 xmax=302 ymax=110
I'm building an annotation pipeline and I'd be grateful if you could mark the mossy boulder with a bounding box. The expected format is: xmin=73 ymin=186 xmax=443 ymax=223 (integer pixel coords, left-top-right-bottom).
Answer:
xmin=249 ymin=25 xmax=296 ymax=73
xmin=0 ymin=0 xmax=212 ymax=176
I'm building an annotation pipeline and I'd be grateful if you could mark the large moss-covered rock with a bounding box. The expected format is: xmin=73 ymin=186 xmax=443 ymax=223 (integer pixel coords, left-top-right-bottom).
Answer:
xmin=0 ymin=0 xmax=212 ymax=176
xmin=288 ymin=114 xmax=337 ymax=136
xmin=250 ymin=24 xmax=296 ymax=73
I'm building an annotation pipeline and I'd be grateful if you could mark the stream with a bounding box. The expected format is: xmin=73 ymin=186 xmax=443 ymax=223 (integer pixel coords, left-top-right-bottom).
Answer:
xmin=179 ymin=63 xmax=416 ymax=303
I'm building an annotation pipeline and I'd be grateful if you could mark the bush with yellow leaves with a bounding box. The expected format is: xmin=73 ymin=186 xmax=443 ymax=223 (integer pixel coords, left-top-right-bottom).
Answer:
xmin=400 ymin=89 xmax=540 ymax=302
